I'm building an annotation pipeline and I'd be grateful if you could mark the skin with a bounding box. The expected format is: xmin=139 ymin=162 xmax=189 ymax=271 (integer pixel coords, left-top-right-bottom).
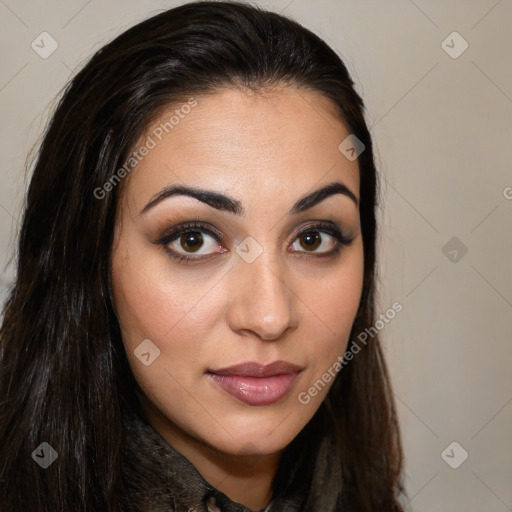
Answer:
xmin=111 ymin=86 xmax=364 ymax=510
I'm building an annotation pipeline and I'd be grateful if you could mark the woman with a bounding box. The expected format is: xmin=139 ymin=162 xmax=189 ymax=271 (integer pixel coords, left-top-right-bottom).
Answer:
xmin=0 ymin=1 xmax=405 ymax=510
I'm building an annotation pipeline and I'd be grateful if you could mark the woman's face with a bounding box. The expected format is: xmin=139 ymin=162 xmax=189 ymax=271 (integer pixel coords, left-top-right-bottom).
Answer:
xmin=111 ymin=86 xmax=364 ymax=456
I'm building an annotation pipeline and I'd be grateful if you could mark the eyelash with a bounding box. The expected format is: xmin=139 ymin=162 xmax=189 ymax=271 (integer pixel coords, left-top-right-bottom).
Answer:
xmin=155 ymin=220 xmax=354 ymax=265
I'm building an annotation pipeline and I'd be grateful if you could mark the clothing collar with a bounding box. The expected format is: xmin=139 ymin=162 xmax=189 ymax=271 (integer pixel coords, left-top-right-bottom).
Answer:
xmin=120 ymin=408 xmax=307 ymax=512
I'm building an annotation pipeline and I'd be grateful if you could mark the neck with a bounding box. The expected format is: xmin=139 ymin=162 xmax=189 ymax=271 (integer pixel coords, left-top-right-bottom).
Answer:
xmin=140 ymin=399 xmax=280 ymax=510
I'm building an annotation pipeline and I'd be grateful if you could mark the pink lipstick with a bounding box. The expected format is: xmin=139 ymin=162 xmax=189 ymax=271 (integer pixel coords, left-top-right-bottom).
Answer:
xmin=207 ymin=360 xmax=302 ymax=406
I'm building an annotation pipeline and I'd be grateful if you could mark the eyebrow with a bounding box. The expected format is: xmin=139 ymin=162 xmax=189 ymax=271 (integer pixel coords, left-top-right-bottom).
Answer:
xmin=140 ymin=180 xmax=358 ymax=216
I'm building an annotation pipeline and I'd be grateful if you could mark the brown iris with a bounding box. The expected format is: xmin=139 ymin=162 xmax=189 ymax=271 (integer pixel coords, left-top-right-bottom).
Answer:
xmin=181 ymin=231 xmax=203 ymax=252
xmin=299 ymin=231 xmax=321 ymax=251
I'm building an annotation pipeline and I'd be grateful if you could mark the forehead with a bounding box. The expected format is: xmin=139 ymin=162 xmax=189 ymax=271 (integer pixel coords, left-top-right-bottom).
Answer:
xmin=122 ymin=86 xmax=360 ymax=210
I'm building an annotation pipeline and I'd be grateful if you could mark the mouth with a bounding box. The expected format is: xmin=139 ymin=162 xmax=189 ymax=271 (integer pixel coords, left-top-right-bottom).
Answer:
xmin=206 ymin=360 xmax=303 ymax=406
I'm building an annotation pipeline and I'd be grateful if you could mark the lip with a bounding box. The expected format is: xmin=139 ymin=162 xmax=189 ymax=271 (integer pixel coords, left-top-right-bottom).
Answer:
xmin=207 ymin=360 xmax=303 ymax=406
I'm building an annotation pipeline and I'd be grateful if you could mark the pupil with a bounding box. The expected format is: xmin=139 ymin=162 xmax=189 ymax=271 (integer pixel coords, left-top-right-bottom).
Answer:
xmin=181 ymin=231 xmax=203 ymax=252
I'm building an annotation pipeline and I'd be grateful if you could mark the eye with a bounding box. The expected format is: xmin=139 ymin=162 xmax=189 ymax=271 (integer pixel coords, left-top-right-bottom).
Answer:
xmin=290 ymin=231 xmax=334 ymax=253
xmin=155 ymin=221 xmax=228 ymax=264
xmin=289 ymin=222 xmax=353 ymax=256
xmin=155 ymin=220 xmax=354 ymax=264
xmin=168 ymin=230 xmax=220 ymax=255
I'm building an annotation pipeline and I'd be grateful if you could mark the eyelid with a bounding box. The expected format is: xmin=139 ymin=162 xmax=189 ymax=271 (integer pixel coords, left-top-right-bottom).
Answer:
xmin=292 ymin=221 xmax=353 ymax=246
xmin=154 ymin=220 xmax=225 ymax=246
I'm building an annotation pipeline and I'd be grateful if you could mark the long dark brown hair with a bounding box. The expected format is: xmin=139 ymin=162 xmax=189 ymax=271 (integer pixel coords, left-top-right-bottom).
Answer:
xmin=0 ymin=1 xmax=405 ymax=510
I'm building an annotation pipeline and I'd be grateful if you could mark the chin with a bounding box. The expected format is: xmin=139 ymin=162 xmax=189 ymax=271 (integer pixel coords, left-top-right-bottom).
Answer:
xmin=202 ymin=414 xmax=307 ymax=457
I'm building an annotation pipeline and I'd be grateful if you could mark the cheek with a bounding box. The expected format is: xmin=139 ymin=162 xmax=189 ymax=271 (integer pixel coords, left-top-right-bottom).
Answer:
xmin=296 ymin=245 xmax=364 ymax=389
xmin=310 ymin=268 xmax=363 ymax=328
xmin=310 ymin=246 xmax=363 ymax=325
xmin=111 ymin=244 xmax=221 ymax=363
xmin=111 ymin=251 xmax=223 ymax=420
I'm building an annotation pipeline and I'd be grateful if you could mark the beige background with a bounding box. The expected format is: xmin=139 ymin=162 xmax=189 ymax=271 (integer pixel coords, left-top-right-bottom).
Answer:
xmin=1 ymin=0 xmax=511 ymax=509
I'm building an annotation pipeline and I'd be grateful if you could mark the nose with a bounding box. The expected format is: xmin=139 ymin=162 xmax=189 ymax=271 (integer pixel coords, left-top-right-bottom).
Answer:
xmin=226 ymin=252 xmax=298 ymax=341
